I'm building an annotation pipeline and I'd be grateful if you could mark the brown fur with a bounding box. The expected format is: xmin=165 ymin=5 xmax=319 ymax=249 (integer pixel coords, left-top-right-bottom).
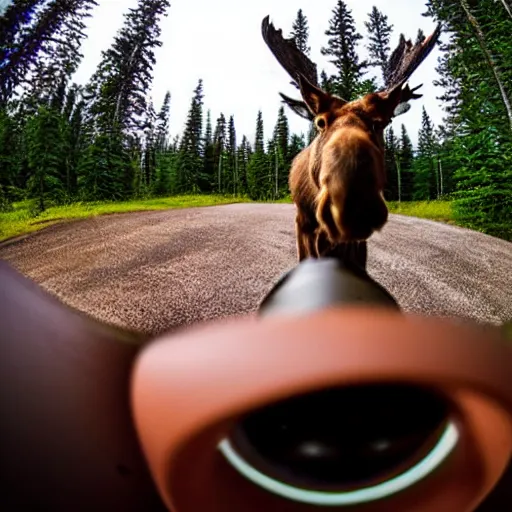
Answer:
xmin=289 ymin=78 xmax=404 ymax=261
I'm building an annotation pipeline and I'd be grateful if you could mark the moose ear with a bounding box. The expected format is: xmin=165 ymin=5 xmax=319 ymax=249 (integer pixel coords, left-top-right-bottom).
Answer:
xmin=297 ymin=73 xmax=334 ymax=116
xmin=279 ymin=93 xmax=315 ymax=121
xmin=378 ymin=79 xmax=408 ymax=118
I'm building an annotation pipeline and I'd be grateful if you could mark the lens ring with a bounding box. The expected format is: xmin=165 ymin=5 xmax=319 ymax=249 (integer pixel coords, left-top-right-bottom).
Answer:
xmin=218 ymin=384 xmax=459 ymax=506
xmin=218 ymin=422 xmax=458 ymax=506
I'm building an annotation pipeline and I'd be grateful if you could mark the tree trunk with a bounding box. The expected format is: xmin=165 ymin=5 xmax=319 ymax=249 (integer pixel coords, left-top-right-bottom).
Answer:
xmin=394 ymin=155 xmax=402 ymax=203
xmin=498 ymin=0 xmax=512 ymax=20
xmin=234 ymin=153 xmax=238 ymax=196
xmin=438 ymin=155 xmax=444 ymax=197
xmin=218 ymin=153 xmax=222 ymax=194
xmin=39 ymin=173 xmax=45 ymax=213
xmin=274 ymin=147 xmax=278 ymax=200
xmin=459 ymin=0 xmax=512 ymax=132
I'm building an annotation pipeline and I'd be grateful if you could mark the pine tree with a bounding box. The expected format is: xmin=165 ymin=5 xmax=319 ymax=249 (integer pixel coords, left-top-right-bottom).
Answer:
xmin=413 ymin=107 xmax=439 ymax=200
xmin=80 ymin=0 xmax=170 ymax=199
xmin=155 ymin=91 xmax=171 ymax=151
xmin=321 ymin=0 xmax=369 ymax=101
xmin=290 ymin=9 xmax=310 ymax=55
xmin=384 ymin=126 xmax=400 ymax=201
xmin=153 ymin=92 xmax=171 ymax=195
xmin=247 ymin=110 xmax=268 ymax=199
xmin=289 ymin=133 xmax=306 ymax=163
xmin=176 ymin=79 xmax=204 ymax=193
xmin=0 ymin=0 xmax=52 ymax=104
xmin=1 ymin=0 xmax=98 ymax=106
xmin=425 ymin=0 xmax=512 ymax=239
xmin=24 ymin=105 xmax=67 ymax=211
xmin=274 ymin=106 xmax=289 ymax=162
xmin=201 ymin=109 xmax=216 ymax=191
xmin=139 ymin=101 xmax=157 ymax=195
xmin=60 ymin=83 xmax=85 ymax=196
xmin=24 ymin=0 xmax=98 ymax=109
xmin=213 ymin=113 xmax=227 ymax=193
xmin=364 ymin=6 xmax=393 ymax=85
xmin=227 ymin=115 xmax=238 ymax=195
xmin=320 ymin=70 xmax=335 ymax=94
xmin=0 ymin=106 xmax=22 ymax=206
xmin=236 ymin=135 xmax=251 ymax=196
xmin=271 ymin=106 xmax=290 ymax=197
xmin=84 ymin=0 xmax=170 ymax=137
xmin=398 ymin=124 xmax=415 ymax=201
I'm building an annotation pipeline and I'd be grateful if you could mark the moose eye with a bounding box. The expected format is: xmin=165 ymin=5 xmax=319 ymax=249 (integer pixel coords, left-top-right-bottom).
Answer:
xmin=315 ymin=117 xmax=327 ymax=131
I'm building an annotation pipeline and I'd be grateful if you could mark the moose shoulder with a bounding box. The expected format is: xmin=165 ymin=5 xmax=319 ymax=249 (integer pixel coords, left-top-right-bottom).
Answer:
xmin=261 ymin=16 xmax=441 ymax=262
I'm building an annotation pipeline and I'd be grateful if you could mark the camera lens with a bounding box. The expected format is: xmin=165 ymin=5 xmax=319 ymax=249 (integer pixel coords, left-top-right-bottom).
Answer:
xmin=222 ymin=384 xmax=452 ymax=494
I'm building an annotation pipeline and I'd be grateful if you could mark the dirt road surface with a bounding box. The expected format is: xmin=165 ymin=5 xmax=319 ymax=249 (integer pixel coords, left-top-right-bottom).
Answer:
xmin=1 ymin=203 xmax=511 ymax=334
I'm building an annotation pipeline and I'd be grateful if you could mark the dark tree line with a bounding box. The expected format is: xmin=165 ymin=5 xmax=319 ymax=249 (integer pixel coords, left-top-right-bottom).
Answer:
xmin=0 ymin=0 xmax=510 ymax=239
xmin=424 ymin=0 xmax=512 ymax=239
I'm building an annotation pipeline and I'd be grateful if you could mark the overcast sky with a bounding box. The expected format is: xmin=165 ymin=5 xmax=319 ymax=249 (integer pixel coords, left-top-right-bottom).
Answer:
xmin=72 ymin=0 xmax=444 ymax=146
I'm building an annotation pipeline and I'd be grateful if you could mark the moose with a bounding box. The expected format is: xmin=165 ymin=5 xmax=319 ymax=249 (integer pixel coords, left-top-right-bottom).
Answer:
xmin=261 ymin=16 xmax=441 ymax=267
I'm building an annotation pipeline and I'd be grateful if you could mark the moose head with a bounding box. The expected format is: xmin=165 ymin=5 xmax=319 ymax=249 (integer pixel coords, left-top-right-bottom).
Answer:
xmin=261 ymin=16 xmax=441 ymax=264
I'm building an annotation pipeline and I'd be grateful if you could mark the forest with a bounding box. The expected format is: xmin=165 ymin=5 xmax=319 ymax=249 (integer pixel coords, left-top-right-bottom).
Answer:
xmin=0 ymin=0 xmax=511 ymax=240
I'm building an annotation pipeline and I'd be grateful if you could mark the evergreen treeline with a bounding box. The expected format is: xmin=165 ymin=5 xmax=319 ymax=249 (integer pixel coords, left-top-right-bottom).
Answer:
xmin=0 ymin=1 xmax=510 ymax=240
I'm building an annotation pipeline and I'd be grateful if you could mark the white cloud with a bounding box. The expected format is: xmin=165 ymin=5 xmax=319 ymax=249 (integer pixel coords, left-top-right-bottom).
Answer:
xmin=72 ymin=0 xmax=445 ymax=146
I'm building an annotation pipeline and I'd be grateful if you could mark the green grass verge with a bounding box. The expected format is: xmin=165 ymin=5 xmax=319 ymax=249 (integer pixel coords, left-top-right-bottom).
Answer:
xmin=386 ymin=200 xmax=453 ymax=223
xmin=0 ymin=195 xmax=252 ymax=242
xmin=0 ymin=197 xmax=454 ymax=243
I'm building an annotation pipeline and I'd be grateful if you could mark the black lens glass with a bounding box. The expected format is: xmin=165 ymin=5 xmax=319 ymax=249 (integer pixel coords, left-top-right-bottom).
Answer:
xmin=229 ymin=384 xmax=449 ymax=491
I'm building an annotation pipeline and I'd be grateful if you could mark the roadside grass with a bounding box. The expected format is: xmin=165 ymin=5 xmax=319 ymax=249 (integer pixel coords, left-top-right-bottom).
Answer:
xmin=387 ymin=200 xmax=453 ymax=223
xmin=0 ymin=196 xmax=454 ymax=243
xmin=0 ymin=195 xmax=252 ymax=242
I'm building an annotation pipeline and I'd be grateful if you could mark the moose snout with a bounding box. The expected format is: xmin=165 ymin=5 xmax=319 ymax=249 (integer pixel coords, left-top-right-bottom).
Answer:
xmin=315 ymin=137 xmax=389 ymax=244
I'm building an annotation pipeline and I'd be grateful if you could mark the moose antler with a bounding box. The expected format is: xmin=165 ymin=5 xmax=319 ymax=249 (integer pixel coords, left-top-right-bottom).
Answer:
xmin=261 ymin=15 xmax=318 ymax=121
xmin=383 ymin=25 xmax=442 ymax=92
xmin=381 ymin=23 xmax=442 ymax=110
xmin=261 ymin=14 xmax=442 ymax=120
xmin=261 ymin=15 xmax=318 ymax=89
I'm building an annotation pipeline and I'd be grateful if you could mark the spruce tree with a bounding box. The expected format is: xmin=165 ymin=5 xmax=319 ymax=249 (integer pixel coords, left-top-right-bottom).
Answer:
xmin=155 ymin=91 xmax=171 ymax=151
xmin=413 ymin=107 xmax=439 ymax=200
xmin=84 ymin=0 xmax=170 ymax=137
xmin=321 ymin=0 xmax=369 ymax=101
xmin=384 ymin=126 xmax=400 ymax=201
xmin=152 ymin=92 xmax=171 ymax=195
xmin=213 ymin=113 xmax=227 ymax=193
xmin=0 ymin=106 xmax=21 ymax=206
xmin=290 ymin=9 xmax=310 ymax=55
xmin=320 ymin=70 xmax=335 ymax=94
xmin=364 ymin=6 xmax=393 ymax=85
xmin=1 ymin=0 xmax=98 ymax=106
xmin=237 ymin=135 xmax=251 ymax=196
xmin=24 ymin=105 xmax=67 ymax=211
xmin=24 ymin=0 xmax=98 ymax=109
xmin=202 ymin=109 xmax=216 ymax=191
xmin=247 ymin=110 xmax=268 ymax=199
xmin=227 ymin=115 xmax=238 ymax=194
xmin=398 ymin=124 xmax=415 ymax=201
xmin=289 ymin=133 xmax=306 ymax=163
xmin=176 ymin=79 xmax=204 ymax=193
xmin=425 ymin=0 xmax=512 ymax=239
xmin=271 ymin=106 xmax=290 ymax=196
xmin=80 ymin=0 xmax=170 ymax=199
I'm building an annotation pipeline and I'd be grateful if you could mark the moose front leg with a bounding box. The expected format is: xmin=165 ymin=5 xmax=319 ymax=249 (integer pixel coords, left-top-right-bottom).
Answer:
xmin=295 ymin=209 xmax=318 ymax=262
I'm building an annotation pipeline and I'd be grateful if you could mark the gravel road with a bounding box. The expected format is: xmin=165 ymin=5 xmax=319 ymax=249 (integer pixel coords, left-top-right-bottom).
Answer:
xmin=1 ymin=203 xmax=511 ymax=334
